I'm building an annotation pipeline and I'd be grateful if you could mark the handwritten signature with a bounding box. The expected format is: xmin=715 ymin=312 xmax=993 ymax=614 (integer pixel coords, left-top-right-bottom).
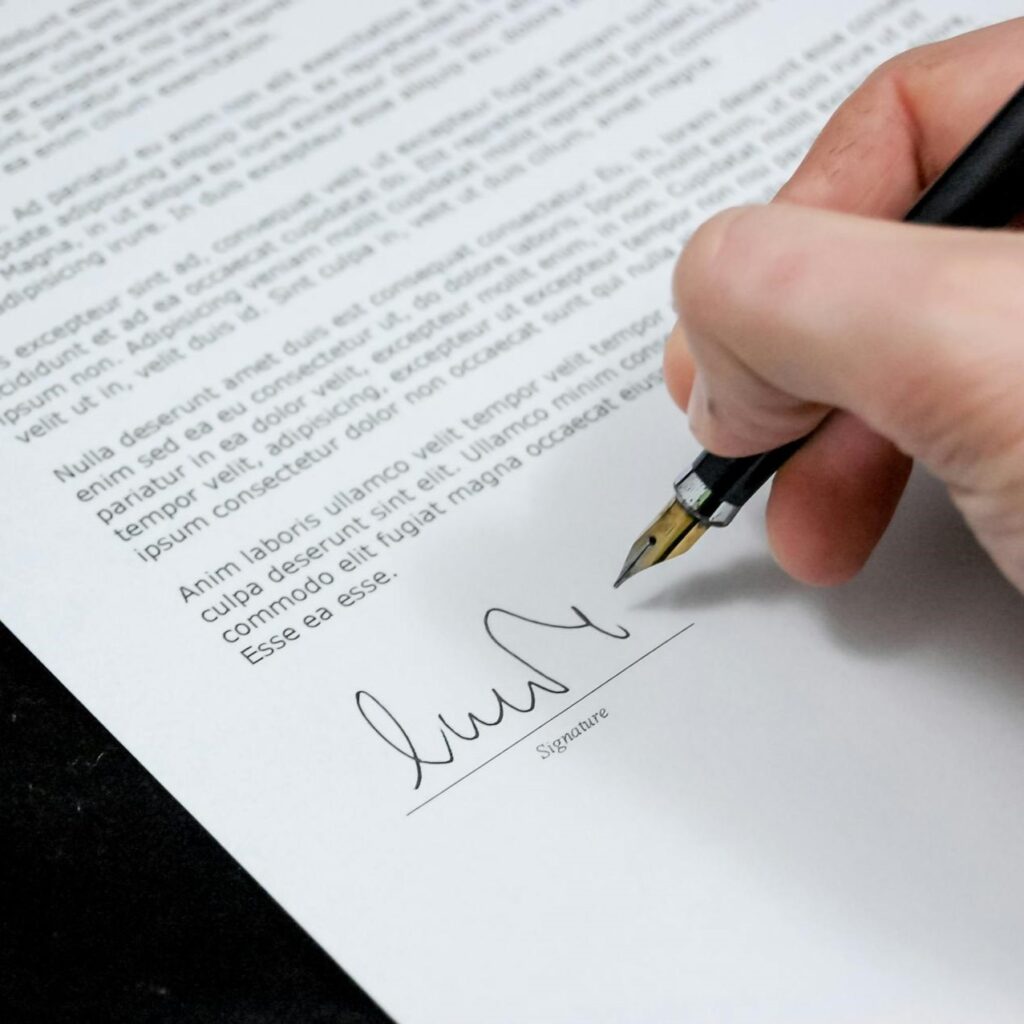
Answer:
xmin=355 ymin=606 xmax=631 ymax=790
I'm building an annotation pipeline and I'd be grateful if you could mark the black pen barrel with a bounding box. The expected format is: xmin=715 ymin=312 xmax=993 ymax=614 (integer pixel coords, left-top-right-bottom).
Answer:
xmin=907 ymin=82 xmax=1024 ymax=228
xmin=685 ymin=440 xmax=804 ymax=521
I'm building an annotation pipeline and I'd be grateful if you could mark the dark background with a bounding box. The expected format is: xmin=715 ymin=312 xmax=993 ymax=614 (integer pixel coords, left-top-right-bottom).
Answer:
xmin=1 ymin=620 xmax=392 ymax=1024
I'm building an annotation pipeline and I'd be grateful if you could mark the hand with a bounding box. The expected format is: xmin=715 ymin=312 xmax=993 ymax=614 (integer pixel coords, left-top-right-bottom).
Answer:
xmin=664 ymin=19 xmax=1024 ymax=593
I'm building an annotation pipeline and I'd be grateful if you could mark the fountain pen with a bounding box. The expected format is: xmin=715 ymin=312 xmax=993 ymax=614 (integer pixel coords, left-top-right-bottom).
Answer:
xmin=615 ymin=80 xmax=1024 ymax=588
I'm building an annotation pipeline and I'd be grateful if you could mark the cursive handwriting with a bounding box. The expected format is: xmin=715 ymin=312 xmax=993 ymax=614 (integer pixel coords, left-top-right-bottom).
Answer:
xmin=355 ymin=606 xmax=630 ymax=790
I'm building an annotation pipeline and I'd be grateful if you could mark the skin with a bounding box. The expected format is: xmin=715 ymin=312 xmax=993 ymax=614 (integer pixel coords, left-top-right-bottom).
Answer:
xmin=664 ymin=18 xmax=1024 ymax=593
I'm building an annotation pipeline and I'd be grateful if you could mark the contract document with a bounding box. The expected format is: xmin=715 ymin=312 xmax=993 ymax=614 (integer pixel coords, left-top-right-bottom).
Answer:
xmin=3 ymin=0 xmax=1024 ymax=1020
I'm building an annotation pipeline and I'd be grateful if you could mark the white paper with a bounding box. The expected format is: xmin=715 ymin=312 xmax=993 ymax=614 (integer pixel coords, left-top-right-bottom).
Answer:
xmin=3 ymin=0 xmax=1024 ymax=1020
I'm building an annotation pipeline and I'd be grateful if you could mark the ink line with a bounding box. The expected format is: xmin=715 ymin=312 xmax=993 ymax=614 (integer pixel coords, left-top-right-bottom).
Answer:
xmin=407 ymin=622 xmax=695 ymax=816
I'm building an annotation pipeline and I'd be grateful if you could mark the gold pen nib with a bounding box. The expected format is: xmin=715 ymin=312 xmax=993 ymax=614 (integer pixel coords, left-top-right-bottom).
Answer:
xmin=613 ymin=499 xmax=708 ymax=588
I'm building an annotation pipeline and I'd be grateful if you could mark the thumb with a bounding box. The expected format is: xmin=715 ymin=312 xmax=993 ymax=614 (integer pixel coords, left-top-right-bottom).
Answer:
xmin=670 ymin=203 xmax=1024 ymax=496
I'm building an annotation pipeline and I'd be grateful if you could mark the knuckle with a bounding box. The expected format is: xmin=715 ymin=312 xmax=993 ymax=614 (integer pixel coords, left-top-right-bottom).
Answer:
xmin=862 ymin=53 xmax=908 ymax=93
xmin=864 ymin=35 xmax=942 ymax=90
xmin=837 ymin=59 xmax=909 ymax=138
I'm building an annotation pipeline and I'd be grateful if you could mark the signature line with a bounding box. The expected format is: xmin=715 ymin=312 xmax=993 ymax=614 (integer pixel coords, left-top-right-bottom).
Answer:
xmin=407 ymin=622 xmax=694 ymax=816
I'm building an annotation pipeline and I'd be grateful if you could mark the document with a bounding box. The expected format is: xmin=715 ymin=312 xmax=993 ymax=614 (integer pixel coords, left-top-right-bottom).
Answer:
xmin=3 ymin=0 xmax=1024 ymax=1019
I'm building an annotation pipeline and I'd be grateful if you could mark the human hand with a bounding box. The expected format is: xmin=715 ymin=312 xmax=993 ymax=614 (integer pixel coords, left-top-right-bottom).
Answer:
xmin=664 ymin=19 xmax=1024 ymax=593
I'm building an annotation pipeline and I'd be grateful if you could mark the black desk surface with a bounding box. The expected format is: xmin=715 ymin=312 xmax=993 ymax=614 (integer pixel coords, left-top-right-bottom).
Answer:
xmin=1 ymin=621 xmax=392 ymax=1024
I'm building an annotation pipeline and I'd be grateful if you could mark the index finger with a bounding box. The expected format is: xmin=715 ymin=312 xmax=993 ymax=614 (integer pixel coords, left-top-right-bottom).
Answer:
xmin=667 ymin=18 xmax=1024 ymax=400
xmin=779 ymin=17 xmax=1024 ymax=216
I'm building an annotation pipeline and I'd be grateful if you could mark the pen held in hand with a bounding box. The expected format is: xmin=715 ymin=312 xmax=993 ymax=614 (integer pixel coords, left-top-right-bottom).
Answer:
xmin=615 ymin=79 xmax=1024 ymax=588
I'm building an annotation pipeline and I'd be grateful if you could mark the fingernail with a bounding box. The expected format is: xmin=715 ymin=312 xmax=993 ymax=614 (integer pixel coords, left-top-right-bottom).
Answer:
xmin=687 ymin=373 xmax=709 ymax=435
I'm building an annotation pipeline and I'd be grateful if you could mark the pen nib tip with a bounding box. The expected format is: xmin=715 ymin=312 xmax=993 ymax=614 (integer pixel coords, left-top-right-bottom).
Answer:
xmin=613 ymin=544 xmax=650 ymax=589
xmin=612 ymin=500 xmax=708 ymax=588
